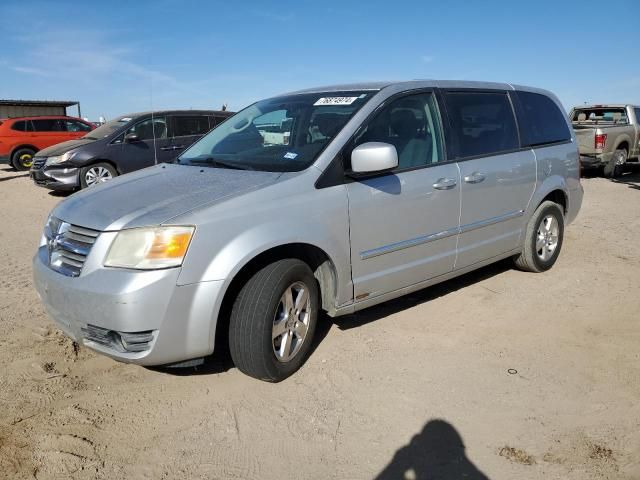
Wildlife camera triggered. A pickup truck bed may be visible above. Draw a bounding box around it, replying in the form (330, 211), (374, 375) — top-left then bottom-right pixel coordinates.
(570, 105), (640, 178)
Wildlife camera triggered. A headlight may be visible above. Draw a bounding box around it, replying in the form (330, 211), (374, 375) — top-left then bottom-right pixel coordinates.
(104, 226), (195, 270)
(45, 151), (76, 166)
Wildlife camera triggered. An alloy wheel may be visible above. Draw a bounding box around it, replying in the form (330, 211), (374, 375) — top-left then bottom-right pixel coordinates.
(272, 281), (311, 362)
(536, 214), (559, 261)
(85, 166), (113, 186)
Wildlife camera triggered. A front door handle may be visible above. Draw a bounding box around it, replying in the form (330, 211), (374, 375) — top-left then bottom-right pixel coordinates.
(172, 145), (185, 150)
(432, 178), (457, 190)
(463, 172), (486, 184)
(160, 146), (174, 151)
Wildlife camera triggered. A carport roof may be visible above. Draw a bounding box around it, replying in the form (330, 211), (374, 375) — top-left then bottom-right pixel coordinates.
(0, 99), (78, 107)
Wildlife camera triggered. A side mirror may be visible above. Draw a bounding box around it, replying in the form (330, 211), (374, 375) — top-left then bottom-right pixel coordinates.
(124, 133), (139, 143)
(350, 142), (398, 175)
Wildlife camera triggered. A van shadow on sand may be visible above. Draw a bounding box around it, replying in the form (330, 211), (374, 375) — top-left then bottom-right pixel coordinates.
(155, 259), (512, 376)
(375, 419), (489, 480)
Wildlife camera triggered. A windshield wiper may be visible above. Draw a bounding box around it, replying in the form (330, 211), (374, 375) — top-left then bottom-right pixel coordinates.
(186, 157), (253, 171)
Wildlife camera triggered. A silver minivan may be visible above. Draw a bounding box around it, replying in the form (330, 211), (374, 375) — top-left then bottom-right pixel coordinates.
(33, 81), (583, 381)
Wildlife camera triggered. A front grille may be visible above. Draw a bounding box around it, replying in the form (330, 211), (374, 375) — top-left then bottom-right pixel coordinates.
(32, 157), (46, 170)
(45, 220), (100, 277)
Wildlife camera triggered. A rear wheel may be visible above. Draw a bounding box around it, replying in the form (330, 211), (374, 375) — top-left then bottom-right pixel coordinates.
(11, 148), (36, 171)
(229, 259), (319, 382)
(514, 201), (564, 273)
(603, 149), (626, 178)
(80, 162), (117, 188)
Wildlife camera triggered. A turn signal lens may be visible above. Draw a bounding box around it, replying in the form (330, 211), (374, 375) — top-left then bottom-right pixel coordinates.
(104, 226), (195, 270)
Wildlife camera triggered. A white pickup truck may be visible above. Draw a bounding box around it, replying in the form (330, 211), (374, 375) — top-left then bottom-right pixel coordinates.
(570, 104), (640, 178)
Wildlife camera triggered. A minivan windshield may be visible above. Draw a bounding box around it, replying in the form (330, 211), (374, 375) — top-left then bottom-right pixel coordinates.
(177, 91), (376, 171)
(83, 116), (133, 140)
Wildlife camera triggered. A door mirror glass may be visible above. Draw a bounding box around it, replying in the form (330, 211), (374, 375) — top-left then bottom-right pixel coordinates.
(124, 133), (139, 143)
(351, 142), (398, 174)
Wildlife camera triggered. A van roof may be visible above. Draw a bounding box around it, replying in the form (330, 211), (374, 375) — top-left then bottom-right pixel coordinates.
(282, 80), (552, 96)
(117, 109), (233, 119)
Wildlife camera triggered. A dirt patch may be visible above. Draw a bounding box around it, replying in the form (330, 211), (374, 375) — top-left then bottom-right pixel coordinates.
(499, 446), (536, 465)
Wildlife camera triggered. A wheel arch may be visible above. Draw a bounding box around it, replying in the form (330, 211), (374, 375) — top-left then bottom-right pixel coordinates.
(212, 242), (339, 354)
(10, 144), (39, 159)
(540, 189), (567, 215)
(82, 158), (120, 174)
(615, 140), (629, 154)
(528, 176), (569, 219)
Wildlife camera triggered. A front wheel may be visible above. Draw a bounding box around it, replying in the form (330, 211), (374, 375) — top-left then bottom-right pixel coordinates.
(514, 201), (565, 273)
(11, 148), (36, 171)
(229, 259), (319, 382)
(80, 162), (117, 188)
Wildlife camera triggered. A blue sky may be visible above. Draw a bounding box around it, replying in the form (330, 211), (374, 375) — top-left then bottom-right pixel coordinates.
(1, 0), (638, 120)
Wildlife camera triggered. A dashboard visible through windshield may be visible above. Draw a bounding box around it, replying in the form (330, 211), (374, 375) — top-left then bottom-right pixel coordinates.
(178, 91), (376, 172)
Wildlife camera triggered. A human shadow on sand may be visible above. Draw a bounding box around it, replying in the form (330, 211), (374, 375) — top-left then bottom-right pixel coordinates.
(375, 419), (489, 480)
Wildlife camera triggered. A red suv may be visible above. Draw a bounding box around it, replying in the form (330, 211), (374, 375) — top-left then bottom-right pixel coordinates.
(0, 116), (95, 170)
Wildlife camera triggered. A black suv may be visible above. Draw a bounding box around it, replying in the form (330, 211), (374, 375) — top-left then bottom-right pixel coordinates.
(30, 110), (233, 190)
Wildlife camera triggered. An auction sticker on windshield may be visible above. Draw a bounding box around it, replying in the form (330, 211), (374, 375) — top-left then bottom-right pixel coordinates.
(314, 97), (359, 106)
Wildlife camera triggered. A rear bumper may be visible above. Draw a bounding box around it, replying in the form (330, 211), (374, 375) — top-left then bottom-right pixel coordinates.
(579, 153), (612, 167)
(30, 165), (79, 190)
(33, 246), (224, 366)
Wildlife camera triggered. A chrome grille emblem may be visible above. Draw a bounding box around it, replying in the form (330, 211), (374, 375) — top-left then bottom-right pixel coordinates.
(43, 218), (100, 277)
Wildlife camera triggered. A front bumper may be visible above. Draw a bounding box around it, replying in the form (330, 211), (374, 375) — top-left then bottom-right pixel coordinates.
(33, 246), (224, 366)
(30, 165), (80, 190)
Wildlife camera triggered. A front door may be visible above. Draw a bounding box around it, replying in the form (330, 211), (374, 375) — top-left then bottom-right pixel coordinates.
(442, 90), (536, 269)
(346, 92), (461, 301)
(120, 115), (173, 173)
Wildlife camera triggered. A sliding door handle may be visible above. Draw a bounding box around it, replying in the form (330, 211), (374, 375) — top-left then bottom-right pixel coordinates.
(432, 178), (457, 190)
(464, 172), (486, 184)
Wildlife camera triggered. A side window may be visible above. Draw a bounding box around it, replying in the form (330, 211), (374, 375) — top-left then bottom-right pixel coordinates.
(11, 120), (27, 132)
(352, 92), (444, 169)
(516, 91), (571, 146)
(31, 119), (66, 132)
(172, 116), (211, 137)
(32, 119), (54, 131)
(444, 91), (518, 158)
(126, 117), (168, 141)
(64, 120), (92, 132)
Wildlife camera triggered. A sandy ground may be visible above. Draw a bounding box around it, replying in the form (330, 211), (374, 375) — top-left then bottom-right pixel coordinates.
(0, 165), (639, 480)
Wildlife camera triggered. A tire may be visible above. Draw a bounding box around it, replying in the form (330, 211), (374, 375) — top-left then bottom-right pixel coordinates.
(514, 201), (565, 273)
(229, 259), (319, 382)
(80, 162), (117, 189)
(11, 148), (36, 171)
(603, 149), (626, 179)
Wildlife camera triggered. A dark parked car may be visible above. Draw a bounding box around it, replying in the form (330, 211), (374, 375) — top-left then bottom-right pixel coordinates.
(30, 110), (233, 190)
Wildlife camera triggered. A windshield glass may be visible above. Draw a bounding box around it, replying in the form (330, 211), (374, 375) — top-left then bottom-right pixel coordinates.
(83, 116), (133, 139)
(572, 108), (628, 124)
(177, 91), (376, 171)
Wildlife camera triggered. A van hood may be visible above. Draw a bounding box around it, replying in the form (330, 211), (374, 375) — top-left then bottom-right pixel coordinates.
(52, 164), (284, 231)
(37, 138), (97, 156)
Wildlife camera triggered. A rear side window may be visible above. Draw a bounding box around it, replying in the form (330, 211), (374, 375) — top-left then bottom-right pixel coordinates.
(32, 119), (66, 132)
(444, 91), (519, 158)
(172, 116), (211, 137)
(517, 91), (571, 147)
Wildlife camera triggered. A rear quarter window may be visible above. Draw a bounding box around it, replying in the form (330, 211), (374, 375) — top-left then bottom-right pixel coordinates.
(516, 91), (571, 147)
(11, 120), (29, 132)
